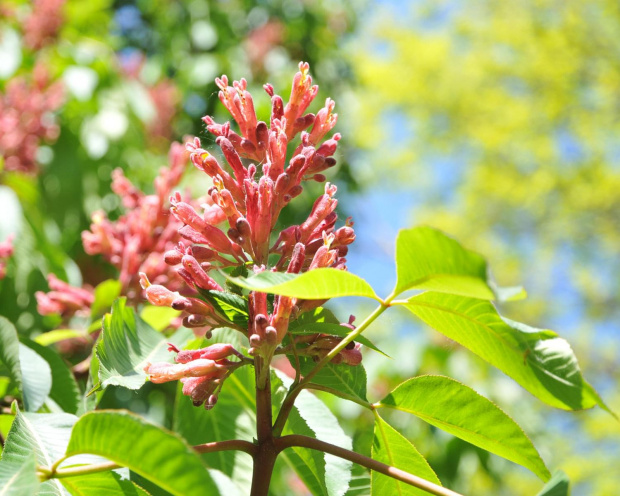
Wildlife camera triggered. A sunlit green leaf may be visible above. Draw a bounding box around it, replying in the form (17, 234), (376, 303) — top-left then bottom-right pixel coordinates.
(18, 344), (52, 412)
(0, 452), (39, 496)
(197, 289), (249, 327)
(0, 408), (82, 495)
(402, 292), (606, 411)
(96, 298), (190, 390)
(23, 340), (80, 414)
(66, 410), (220, 496)
(224, 268), (380, 301)
(0, 317), (22, 400)
(0, 453), (39, 496)
(394, 227), (525, 300)
(295, 355), (368, 403)
(61, 471), (151, 496)
(378, 375), (550, 480)
(372, 414), (441, 495)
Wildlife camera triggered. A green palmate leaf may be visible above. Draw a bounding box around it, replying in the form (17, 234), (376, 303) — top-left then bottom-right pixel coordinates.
(90, 280), (122, 320)
(0, 453), (39, 496)
(34, 329), (87, 347)
(394, 227), (525, 301)
(197, 289), (249, 327)
(277, 371), (353, 496)
(96, 298), (190, 390)
(536, 470), (570, 496)
(295, 355), (368, 403)
(61, 472), (151, 496)
(377, 375), (550, 481)
(23, 340), (80, 414)
(288, 321), (385, 356)
(18, 344), (52, 412)
(0, 408), (82, 495)
(224, 268), (380, 301)
(66, 410), (220, 496)
(372, 414), (441, 496)
(402, 292), (605, 411)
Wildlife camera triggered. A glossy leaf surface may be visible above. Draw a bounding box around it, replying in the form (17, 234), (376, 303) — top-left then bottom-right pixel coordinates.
(225, 268), (380, 301)
(67, 410), (220, 496)
(96, 298), (189, 390)
(378, 375), (550, 480)
(403, 293), (605, 411)
(394, 227), (525, 300)
(372, 414), (441, 495)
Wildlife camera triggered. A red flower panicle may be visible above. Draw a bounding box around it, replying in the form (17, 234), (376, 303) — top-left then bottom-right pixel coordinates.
(142, 63), (361, 407)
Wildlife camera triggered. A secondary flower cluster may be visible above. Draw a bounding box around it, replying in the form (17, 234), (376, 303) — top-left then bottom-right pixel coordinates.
(36, 143), (191, 318)
(35, 274), (93, 317)
(142, 63), (360, 407)
(81, 142), (190, 297)
(22, 0), (66, 50)
(0, 65), (63, 174)
(0, 235), (14, 280)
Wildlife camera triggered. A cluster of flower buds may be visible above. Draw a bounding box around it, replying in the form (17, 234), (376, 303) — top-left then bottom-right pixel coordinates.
(35, 274), (93, 317)
(22, 0), (65, 50)
(0, 65), (63, 174)
(142, 62), (362, 401)
(144, 343), (247, 409)
(37, 143), (191, 320)
(0, 235), (15, 280)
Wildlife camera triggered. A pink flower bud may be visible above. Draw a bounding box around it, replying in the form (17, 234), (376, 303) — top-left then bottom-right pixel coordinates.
(287, 242), (306, 274)
(340, 343), (362, 366)
(144, 358), (221, 383)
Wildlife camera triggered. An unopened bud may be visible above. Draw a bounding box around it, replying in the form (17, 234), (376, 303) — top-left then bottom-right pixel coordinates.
(264, 326), (277, 345)
(163, 250), (183, 265)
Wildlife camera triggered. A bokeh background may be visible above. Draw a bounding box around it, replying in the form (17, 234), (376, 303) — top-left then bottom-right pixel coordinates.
(0, 0), (618, 494)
